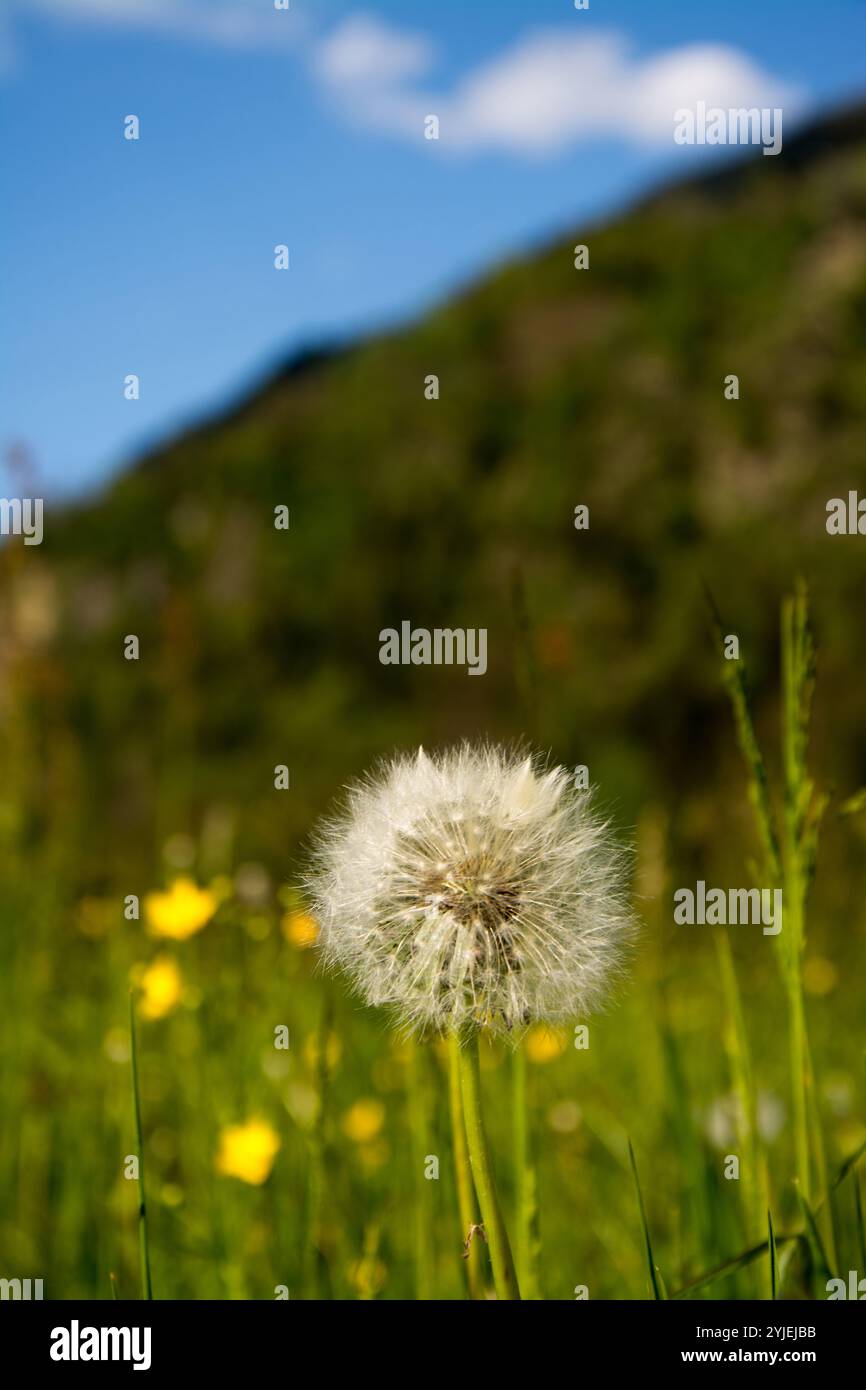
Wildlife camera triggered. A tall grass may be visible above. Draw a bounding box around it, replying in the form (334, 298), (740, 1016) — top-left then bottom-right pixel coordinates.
(712, 580), (841, 1289)
(1, 581), (863, 1300)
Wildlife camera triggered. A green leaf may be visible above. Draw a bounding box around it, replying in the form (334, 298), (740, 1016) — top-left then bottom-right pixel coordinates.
(672, 1238), (800, 1300)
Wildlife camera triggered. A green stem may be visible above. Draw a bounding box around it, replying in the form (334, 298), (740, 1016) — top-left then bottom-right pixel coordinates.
(787, 973), (810, 1202)
(129, 992), (153, 1300)
(803, 1008), (838, 1270)
(447, 1031), (484, 1299)
(458, 1031), (520, 1300)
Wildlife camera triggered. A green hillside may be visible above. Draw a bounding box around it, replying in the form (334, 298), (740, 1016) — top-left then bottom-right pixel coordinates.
(5, 105), (866, 881)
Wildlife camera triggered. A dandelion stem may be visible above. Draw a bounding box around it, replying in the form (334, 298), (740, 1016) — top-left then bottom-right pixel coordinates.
(129, 991), (153, 1300)
(458, 1030), (520, 1301)
(447, 1031), (484, 1300)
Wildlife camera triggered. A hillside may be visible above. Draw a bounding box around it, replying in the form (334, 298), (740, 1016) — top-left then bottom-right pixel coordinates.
(3, 102), (866, 891)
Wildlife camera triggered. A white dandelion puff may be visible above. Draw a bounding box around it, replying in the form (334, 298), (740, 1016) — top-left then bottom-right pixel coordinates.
(307, 742), (636, 1038)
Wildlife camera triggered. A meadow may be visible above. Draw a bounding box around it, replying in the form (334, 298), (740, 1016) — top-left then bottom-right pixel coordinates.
(1, 579), (864, 1301)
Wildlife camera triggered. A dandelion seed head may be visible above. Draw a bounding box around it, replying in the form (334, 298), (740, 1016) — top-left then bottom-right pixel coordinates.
(307, 743), (635, 1038)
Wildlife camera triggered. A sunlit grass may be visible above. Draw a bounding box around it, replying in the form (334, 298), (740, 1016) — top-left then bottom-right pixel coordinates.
(0, 588), (864, 1299)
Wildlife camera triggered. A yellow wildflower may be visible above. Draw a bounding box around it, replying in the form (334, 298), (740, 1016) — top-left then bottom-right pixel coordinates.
(525, 1025), (568, 1064)
(342, 1098), (385, 1144)
(215, 1120), (280, 1185)
(282, 910), (318, 948)
(145, 877), (217, 940)
(135, 956), (183, 1021)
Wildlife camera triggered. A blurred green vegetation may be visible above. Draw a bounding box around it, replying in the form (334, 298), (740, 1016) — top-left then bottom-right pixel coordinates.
(1, 105), (865, 1299)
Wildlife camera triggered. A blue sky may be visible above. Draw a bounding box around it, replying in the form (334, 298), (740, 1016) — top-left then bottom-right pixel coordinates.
(3, 0), (865, 499)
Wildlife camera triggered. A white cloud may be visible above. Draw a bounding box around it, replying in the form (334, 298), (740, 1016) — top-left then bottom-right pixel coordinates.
(12, 5), (807, 158)
(17, 0), (306, 51)
(314, 23), (806, 157)
(314, 13), (434, 88)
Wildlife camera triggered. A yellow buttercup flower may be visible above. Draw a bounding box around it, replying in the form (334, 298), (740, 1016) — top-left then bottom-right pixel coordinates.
(342, 1098), (385, 1144)
(135, 956), (183, 1021)
(215, 1120), (280, 1185)
(145, 877), (217, 940)
(282, 910), (318, 949)
(525, 1025), (568, 1064)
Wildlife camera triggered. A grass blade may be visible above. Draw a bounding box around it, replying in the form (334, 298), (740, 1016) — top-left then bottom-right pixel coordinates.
(672, 1234), (800, 1299)
(834, 1134), (866, 1189)
(795, 1182), (834, 1288)
(629, 1140), (666, 1300)
(856, 1175), (866, 1276)
(129, 991), (153, 1300)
